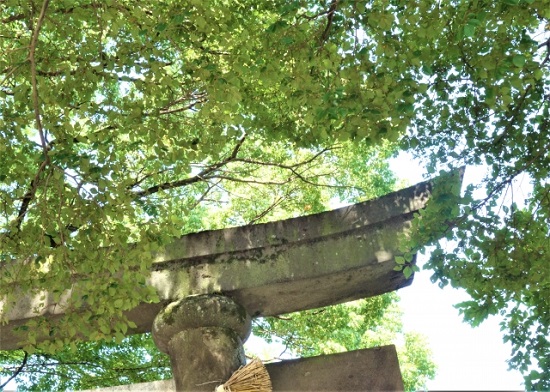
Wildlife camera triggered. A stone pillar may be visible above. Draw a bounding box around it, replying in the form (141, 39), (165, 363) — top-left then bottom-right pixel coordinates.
(152, 294), (251, 392)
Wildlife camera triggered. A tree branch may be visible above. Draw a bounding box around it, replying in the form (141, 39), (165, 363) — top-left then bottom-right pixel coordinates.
(492, 85), (533, 147)
(232, 147), (363, 191)
(132, 143), (358, 201)
(14, 0), (51, 231)
(319, 0), (339, 44)
(248, 196), (284, 225)
(187, 179), (221, 211)
(29, 0), (50, 157)
(233, 147), (335, 170)
(207, 175), (292, 186)
(0, 350), (28, 390)
(537, 36), (550, 51)
(1, 12), (26, 24)
(133, 136), (246, 197)
(15, 159), (49, 230)
(158, 96), (207, 115)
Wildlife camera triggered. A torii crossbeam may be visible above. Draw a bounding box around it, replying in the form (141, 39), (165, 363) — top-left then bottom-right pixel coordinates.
(0, 170), (463, 391)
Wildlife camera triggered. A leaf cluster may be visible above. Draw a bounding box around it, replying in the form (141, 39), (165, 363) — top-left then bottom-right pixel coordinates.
(0, 334), (171, 391)
(393, 1), (549, 387)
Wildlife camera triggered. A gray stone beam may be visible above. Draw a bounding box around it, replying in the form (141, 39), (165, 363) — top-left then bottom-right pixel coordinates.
(0, 170), (463, 350)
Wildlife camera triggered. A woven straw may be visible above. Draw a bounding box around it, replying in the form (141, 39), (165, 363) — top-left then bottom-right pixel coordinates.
(215, 358), (272, 392)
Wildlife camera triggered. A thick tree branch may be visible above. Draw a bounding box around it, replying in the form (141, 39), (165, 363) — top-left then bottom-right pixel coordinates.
(540, 46), (550, 66)
(14, 0), (51, 230)
(15, 158), (49, 230)
(537, 36), (550, 65)
(537, 37), (550, 50)
(298, 8), (334, 21)
(319, 0), (339, 44)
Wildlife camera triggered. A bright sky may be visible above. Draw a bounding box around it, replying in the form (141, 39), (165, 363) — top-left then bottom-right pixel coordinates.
(389, 153), (526, 391)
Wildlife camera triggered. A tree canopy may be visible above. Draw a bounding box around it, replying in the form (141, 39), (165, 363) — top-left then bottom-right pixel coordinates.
(1, 0), (549, 389)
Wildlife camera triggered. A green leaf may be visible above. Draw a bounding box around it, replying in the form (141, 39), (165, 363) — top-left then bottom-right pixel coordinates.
(463, 24), (476, 38)
(512, 54), (526, 67)
(155, 23), (168, 32)
(467, 18), (482, 27)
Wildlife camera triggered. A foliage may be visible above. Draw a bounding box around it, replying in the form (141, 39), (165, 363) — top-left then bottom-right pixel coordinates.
(255, 293), (436, 392)
(393, 2), (550, 388)
(1, 0), (549, 388)
(0, 334), (171, 391)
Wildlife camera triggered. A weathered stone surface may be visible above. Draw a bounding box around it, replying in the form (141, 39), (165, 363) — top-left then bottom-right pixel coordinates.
(79, 345), (404, 391)
(164, 327), (245, 392)
(0, 171), (463, 350)
(152, 295), (249, 391)
(80, 380), (174, 392)
(267, 345), (404, 391)
(151, 294), (251, 352)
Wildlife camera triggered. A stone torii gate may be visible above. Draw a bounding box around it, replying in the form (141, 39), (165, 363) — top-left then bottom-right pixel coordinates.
(0, 171), (463, 391)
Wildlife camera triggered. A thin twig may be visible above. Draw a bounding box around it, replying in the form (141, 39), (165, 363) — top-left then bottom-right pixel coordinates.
(248, 196), (284, 224)
(208, 175), (291, 186)
(234, 147), (335, 170)
(158, 97), (207, 115)
(134, 136), (246, 197)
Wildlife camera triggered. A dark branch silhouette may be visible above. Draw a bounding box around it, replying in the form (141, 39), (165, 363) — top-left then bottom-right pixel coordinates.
(0, 350), (28, 390)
